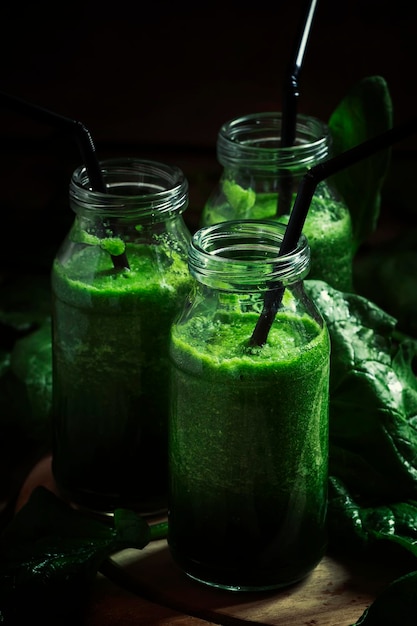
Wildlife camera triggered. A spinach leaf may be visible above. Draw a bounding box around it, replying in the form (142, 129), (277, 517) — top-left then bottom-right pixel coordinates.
(305, 280), (417, 624)
(10, 319), (52, 439)
(306, 280), (417, 547)
(354, 229), (417, 339)
(352, 570), (417, 625)
(0, 274), (53, 524)
(328, 75), (393, 252)
(0, 486), (163, 624)
(0, 273), (52, 444)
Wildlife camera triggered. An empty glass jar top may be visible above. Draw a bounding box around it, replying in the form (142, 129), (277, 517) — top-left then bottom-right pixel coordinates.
(216, 112), (330, 171)
(70, 157), (189, 221)
(188, 219), (310, 291)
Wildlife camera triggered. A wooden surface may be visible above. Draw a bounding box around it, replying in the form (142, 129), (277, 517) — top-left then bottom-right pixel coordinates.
(85, 572), (219, 626)
(15, 455), (412, 626)
(109, 542), (406, 626)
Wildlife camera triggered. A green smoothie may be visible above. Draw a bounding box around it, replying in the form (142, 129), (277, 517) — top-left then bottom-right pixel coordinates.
(168, 308), (330, 590)
(51, 240), (192, 515)
(202, 185), (354, 292)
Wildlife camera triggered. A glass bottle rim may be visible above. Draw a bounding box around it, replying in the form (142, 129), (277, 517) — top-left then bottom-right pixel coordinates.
(189, 219), (310, 291)
(69, 157), (189, 220)
(217, 112), (330, 170)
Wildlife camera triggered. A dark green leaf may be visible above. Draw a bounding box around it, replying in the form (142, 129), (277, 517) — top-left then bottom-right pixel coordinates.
(0, 486), (153, 624)
(352, 570), (417, 625)
(0, 273), (51, 337)
(328, 75), (393, 250)
(10, 318), (52, 437)
(354, 229), (417, 339)
(306, 280), (417, 545)
(0, 273), (52, 446)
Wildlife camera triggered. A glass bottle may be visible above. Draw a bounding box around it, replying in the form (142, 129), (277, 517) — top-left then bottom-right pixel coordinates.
(201, 112), (354, 292)
(51, 157), (193, 518)
(168, 219), (331, 591)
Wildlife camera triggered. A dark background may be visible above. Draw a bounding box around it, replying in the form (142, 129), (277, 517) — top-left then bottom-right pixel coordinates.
(1, 0), (417, 269)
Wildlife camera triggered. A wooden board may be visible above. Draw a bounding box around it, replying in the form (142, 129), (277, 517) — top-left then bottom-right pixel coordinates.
(111, 540), (407, 626)
(85, 572), (220, 626)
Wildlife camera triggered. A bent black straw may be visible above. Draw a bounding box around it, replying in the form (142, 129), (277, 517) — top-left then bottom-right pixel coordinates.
(250, 116), (417, 347)
(277, 0), (319, 217)
(0, 90), (130, 269)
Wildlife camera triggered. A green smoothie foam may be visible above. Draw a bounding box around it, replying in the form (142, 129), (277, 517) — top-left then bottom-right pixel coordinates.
(202, 183), (354, 292)
(52, 240), (192, 514)
(168, 308), (330, 589)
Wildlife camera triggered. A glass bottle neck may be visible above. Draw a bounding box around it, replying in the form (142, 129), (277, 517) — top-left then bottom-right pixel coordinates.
(217, 112), (331, 173)
(188, 220), (310, 292)
(69, 158), (189, 224)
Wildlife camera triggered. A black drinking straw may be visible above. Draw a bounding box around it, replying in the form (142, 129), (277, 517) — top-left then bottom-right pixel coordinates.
(249, 116), (417, 347)
(277, 0), (319, 218)
(0, 90), (130, 270)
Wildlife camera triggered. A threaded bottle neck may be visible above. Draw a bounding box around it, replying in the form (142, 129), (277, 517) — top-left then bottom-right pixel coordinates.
(217, 112), (330, 172)
(188, 220), (310, 292)
(70, 158), (189, 222)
